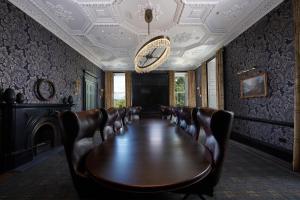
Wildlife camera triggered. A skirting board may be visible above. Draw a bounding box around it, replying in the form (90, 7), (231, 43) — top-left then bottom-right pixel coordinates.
(231, 132), (293, 162)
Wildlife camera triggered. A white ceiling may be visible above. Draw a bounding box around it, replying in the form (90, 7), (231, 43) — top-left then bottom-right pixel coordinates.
(9, 0), (283, 71)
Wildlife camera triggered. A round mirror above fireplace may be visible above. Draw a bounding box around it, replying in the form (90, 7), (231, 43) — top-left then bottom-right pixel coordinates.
(34, 79), (55, 101)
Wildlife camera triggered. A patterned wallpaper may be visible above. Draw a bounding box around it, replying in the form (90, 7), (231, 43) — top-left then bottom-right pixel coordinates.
(224, 0), (295, 151)
(0, 0), (104, 111)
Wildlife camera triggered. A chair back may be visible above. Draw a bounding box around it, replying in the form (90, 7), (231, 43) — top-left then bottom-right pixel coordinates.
(193, 107), (234, 187)
(59, 109), (106, 177)
(118, 107), (127, 126)
(114, 107), (126, 133)
(102, 108), (119, 140)
(129, 106), (142, 121)
(160, 105), (172, 119)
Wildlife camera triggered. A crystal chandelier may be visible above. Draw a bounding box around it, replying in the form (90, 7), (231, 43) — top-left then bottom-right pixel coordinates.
(134, 9), (171, 73)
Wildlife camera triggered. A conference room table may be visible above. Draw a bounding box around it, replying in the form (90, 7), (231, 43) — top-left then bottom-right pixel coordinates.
(85, 119), (212, 193)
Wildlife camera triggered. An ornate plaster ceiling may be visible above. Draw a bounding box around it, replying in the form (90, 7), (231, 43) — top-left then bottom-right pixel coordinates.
(9, 0), (283, 71)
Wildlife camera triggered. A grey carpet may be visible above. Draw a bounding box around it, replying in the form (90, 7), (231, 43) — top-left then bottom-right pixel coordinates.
(0, 141), (299, 200)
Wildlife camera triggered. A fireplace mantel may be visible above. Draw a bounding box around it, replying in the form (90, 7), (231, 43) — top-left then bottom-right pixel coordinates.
(0, 103), (74, 108)
(0, 103), (73, 172)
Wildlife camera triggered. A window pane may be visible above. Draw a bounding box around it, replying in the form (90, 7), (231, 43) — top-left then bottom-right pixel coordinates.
(207, 58), (217, 109)
(113, 73), (126, 108)
(175, 72), (187, 106)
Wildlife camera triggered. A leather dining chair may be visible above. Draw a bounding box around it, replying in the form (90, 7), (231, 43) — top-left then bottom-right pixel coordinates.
(58, 108), (107, 197)
(181, 107), (197, 140)
(160, 105), (172, 120)
(115, 107), (127, 133)
(170, 106), (179, 124)
(128, 106), (142, 121)
(102, 108), (119, 140)
(177, 107), (234, 200)
(118, 107), (127, 127)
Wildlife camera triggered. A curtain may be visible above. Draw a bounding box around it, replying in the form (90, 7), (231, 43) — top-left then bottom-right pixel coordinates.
(216, 48), (224, 110)
(169, 71), (175, 106)
(293, 0), (300, 171)
(125, 72), (132, 107)
(188, 70), (196, 107)
(105, 72), (114, 109)
(201, 62), (208, 107)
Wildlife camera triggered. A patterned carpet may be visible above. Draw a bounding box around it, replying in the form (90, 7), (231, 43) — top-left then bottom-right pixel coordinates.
(0, 141), (299, 200)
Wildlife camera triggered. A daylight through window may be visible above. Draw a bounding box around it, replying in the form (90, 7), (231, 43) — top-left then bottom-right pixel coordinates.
(113, 73), (126, 108)
(175, 72), (188, 106)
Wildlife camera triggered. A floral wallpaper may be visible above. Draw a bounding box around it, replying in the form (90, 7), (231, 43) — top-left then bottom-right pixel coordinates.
(224, 0), (295, 151)
(0, 0), (104, 111)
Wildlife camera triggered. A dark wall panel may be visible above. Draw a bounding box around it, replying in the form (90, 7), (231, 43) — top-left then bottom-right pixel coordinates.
(132, 72), (169, 114)
(224, 0), (295, 151)
(0, 0), (104, 111)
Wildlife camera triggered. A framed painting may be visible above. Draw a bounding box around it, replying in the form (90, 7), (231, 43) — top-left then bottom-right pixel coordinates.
(240, 72), (267, 98)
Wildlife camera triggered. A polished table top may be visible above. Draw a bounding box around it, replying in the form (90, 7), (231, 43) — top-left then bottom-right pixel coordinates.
(85, 119), (212, 192)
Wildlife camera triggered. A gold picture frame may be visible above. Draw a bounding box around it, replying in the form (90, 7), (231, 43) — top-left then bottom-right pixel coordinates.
(240, 72), (267, 98)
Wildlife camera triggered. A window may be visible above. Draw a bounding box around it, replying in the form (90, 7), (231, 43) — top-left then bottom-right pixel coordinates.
(207, 58), (217, 109)
(83, 71), (98, 110)
(175, 72), (188, 106)
(113, 73), (126, 108)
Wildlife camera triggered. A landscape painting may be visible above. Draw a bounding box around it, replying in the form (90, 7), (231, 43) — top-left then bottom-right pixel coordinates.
(240, 73), (267, 98)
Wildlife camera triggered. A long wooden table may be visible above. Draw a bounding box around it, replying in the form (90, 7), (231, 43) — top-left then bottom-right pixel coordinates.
(85, 119), (212, 193)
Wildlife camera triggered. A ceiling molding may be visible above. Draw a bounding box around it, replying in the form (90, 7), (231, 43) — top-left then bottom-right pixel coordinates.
(8, 0), (103, 68)
(8, 0), (285, 71)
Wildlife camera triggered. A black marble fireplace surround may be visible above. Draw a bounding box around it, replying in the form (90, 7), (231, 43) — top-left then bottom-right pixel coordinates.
(0, 103), (72, 171)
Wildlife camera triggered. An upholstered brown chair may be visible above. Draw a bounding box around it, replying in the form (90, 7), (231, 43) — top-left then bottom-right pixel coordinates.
(102, 108), (119, 140)
(180, 107), (197, 140)
(160, 105), (172, 120)
(118, 107), (127, 126)
(58, 108), (107, 197)
(177, 107), (234, 200)
(112, 107), (127, 133)
(128, 106), (142, 121)
(170, 106), (179, 124)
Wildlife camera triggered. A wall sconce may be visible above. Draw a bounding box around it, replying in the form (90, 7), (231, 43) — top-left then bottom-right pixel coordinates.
(196, 86), (202, 97)
(99, 88), (104, 99)
(74, 79), (80, 95)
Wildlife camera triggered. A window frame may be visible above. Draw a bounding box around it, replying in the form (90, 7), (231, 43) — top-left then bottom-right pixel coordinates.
(113, 72), (126, 108)
(174, 72), (188, 107)
(207, 57), (218, 109)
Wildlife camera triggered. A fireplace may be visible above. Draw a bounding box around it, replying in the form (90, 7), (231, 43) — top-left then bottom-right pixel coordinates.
(0, 103), (72, 172)
(30, 117), (60, 155)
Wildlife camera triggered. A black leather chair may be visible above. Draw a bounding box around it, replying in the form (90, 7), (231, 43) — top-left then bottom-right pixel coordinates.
(58, 108), (107, 197)
(177, 107), (234, 200)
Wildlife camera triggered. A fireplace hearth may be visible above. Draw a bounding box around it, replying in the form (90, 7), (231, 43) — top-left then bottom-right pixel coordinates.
(0, 103), (72, 172)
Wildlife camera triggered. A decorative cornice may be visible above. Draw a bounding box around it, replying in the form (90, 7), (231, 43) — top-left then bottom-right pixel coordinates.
(8, 0), (285, 71)
(224, 0), (284, 45)
(8, 0), (103, 69)
(73, 0), (123, 7)
(197, 0), (284, 66)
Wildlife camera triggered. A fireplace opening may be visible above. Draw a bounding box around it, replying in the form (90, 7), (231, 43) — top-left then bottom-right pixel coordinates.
(32, 123), (56, 156)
